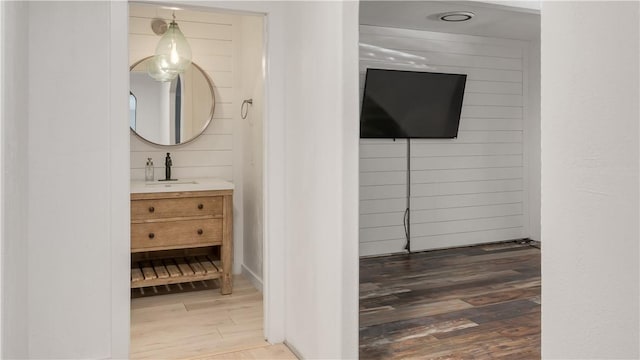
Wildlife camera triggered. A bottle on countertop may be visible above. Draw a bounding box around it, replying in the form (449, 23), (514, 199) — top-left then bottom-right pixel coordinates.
(145, 157), (154, 182)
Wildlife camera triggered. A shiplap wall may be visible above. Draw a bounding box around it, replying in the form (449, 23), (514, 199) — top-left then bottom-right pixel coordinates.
(129, 4), (235, 180)
(359, 25), (528, 256)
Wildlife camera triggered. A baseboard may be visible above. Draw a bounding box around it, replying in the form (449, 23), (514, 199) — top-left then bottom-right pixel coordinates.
(359, 238), (532, 259)
(241, 264), (263, 293)
(284, 341), (303, 360)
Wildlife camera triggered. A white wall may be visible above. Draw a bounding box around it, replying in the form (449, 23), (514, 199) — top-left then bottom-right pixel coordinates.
(1, 1), (29, 358)
(28, 5), (112, 355)
(237, 15), (265, 289)
(359, 25), (533, 256)
(339, 3), (360, 356)
(541, 1), (639, 358)
(283, 1), (359, 358)
(24, 2), (130, 358)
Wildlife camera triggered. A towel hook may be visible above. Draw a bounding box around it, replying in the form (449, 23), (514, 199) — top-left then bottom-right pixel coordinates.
(241, 99), (253, 119)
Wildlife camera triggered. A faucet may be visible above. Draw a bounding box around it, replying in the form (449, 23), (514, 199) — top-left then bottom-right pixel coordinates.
(160, 152), (176, 181)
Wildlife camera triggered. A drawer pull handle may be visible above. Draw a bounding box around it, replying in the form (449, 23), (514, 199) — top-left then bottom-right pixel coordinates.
(148, 233), (155, 239)
(148, 206), (155, 213)
(198, 204), (204, 210)
(197, 229), (203, 235)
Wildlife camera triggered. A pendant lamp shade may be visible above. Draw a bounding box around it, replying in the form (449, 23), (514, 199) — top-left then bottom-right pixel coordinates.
(146, 56), (178, 82)
(150, 19), (192, 80)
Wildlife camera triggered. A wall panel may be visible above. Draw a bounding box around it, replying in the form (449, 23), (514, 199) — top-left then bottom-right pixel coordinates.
(359, 25), (527, 256)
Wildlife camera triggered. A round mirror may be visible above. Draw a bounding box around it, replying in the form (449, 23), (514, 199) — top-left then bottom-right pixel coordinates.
(129, 56), (215, 146)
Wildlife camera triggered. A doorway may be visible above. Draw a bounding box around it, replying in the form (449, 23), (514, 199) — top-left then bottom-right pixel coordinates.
(126, 3), (275, 358)
(357, 1), (541, 357)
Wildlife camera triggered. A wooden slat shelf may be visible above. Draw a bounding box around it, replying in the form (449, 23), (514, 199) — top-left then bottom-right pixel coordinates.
(131, 256), (222, 289)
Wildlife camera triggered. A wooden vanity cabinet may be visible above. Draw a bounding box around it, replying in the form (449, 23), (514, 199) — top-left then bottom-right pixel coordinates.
(130, 189), (233, 294)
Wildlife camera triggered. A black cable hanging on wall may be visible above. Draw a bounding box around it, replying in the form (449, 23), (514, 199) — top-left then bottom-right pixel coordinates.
(404, 139), (411, 253)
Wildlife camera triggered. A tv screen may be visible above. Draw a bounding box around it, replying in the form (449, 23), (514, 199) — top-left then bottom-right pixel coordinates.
(360, 69), (467, 139)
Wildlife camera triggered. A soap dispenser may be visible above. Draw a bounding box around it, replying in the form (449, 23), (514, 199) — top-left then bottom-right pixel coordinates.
(145, 158), (154, 182)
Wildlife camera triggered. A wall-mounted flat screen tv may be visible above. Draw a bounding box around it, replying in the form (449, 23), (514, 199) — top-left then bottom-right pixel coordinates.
(360, 69), (467, 139)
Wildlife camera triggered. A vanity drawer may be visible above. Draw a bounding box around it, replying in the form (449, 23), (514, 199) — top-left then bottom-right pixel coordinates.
(131, 219), (222, 252)
(131, 197), (223, 220)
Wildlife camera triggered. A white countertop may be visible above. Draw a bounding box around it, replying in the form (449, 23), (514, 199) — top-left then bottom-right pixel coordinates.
(130, 178), (234, 194)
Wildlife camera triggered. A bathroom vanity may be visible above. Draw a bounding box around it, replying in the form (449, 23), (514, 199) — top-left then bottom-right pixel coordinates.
(130, 179), (234, 294)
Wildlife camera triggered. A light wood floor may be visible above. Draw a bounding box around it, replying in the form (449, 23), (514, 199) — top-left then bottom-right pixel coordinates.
(130, 275), (297, 360)
(360, 242), (541, 359)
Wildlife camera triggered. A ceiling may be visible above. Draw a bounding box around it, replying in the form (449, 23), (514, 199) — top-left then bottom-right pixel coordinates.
(359, 1), (540, 41)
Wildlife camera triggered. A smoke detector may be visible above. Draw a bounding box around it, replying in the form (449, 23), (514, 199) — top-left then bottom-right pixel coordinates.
(439, 11), (475, 22)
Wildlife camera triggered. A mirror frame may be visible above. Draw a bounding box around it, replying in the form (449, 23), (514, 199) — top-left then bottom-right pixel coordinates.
(129, 56), (216, 146)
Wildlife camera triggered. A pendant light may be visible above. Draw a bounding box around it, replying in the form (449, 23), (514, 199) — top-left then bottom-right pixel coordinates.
(147, 57), (178, 82)
(148, 12), (192, 81)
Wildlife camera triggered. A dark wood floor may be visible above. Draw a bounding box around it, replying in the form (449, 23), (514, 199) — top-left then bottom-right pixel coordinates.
(360, 242), (541, 359)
